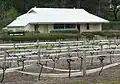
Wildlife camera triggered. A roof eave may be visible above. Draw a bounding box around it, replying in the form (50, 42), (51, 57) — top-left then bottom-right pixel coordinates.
(29, 21), (109, 24)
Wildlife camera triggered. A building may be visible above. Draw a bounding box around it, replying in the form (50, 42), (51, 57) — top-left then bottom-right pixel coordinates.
(6, 7), (109, 33)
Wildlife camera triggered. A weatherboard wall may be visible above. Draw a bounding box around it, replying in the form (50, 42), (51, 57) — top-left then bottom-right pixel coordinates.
(7, 24), (102, 33)
(7, 27), (25, 32)
(80, 23), (102, 32)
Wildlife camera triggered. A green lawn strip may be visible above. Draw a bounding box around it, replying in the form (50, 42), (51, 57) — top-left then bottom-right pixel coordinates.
(69, 80), (120, 84)
(97, 81), (120, 84)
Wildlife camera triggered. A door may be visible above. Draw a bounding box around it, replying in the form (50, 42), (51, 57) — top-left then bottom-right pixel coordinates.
(77, 24), (80, 32)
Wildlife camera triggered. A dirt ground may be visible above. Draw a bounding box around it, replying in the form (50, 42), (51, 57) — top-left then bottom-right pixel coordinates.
(0, 65), (120, 84)
(0, 58), (120, 84)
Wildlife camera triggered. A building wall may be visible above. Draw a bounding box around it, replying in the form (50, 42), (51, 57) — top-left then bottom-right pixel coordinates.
(7, 23), (102, 33)
(25, 24), (34, 31)
(38, 24), (44, 33)
(7, 27), (25, 32)
(80, 23), (102, 32)
(38, 24), (54, 33)
(48, 24), (54, 33)
(7, 24), (34, 32)
(7, 24), (54, 33)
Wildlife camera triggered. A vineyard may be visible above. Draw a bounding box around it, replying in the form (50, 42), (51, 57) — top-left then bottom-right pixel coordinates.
(0, 38), (120, 83)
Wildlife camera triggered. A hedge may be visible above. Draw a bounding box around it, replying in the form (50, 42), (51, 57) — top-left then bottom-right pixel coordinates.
(82, 31), (120, 38)
(102, 21), (120, 30)
(50, 29), (79, 34)
(0, 33), (80, 41)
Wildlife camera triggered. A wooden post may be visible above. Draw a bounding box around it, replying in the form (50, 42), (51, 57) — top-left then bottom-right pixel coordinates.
(110, 51), (112, 64)
(59, 40), (61, 52)
(13, 42), (16, 56)
(83, 50), (86, 77)
(100, 44), (103, 54)
(1, 50), (7, 82)
(68, 43), (70, 55)
(80, 57), (83, 71)
(13, 43), (15, 51)
(38, 63), (43, 80)
(108, 40), (111, 49)
(90, 52), (94, 65)
(77, 49), (83, 71)
(68, 59), (71, 78)
(67, 43), (72, 78)
(14, 43), (19, 67)
(114, 37), (116, 44)
(37, 39), (41, 64)
(3, 50), (7, 70)
(21, 55), (26, 71)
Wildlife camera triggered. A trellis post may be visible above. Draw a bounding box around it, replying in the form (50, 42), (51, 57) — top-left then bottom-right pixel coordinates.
(37, 39), (41, 64)
(1, 50), (7, 82)
(83, 50), (86, 77)
(59, 40), (61, 52)
(100, 44), (103, 54)
(14, 43), (19, 67)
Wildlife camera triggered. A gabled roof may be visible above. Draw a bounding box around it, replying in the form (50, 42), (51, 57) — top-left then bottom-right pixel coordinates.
(8, 7), (109, 27)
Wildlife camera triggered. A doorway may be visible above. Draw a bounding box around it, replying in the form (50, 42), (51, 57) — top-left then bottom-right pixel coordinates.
(77, 24), (80, 32)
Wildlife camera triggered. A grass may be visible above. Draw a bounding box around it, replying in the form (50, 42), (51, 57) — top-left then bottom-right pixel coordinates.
(70, 80), (120, 84)
(97, 81), (120, 84)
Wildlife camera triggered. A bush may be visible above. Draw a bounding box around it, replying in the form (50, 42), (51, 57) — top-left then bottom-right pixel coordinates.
(0, 33), (80, 41)
(50, 29), (79, 34)
(102, 21), (120, 30)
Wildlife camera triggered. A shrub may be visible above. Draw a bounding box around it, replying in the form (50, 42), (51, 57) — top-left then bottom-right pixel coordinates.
(50, 29), (79, 34)
(0, 33), (80, 41)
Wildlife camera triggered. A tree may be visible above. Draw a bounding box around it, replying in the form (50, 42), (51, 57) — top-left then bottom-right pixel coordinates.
(116, 8), (120, 20)
(0, 7), (19, 28)
(0, 50), (10, 82)
(0, 0), (119, 27)
(108, 0), (120, 20)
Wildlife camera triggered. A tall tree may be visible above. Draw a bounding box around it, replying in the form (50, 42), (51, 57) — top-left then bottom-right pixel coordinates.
(0, 7), (19, 28)
(108, 0), (120, 20)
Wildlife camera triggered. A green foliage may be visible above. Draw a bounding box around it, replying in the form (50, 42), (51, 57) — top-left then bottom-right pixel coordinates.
(97, 81), (120, 84)
(1, 0), (120, 32)
(116, 8), (120, 20)
(0, 7), (19, 28)
(102, 21), (120, 30)
(0, 32), (80, 41)
(81, 32), (95, 40)
(0, 0), (119, 23)
(81, 31), (120, 38)
(50, 29), (79, 34)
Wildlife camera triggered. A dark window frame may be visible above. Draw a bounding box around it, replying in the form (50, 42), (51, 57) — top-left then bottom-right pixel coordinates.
(65, 24), (75, 29)
(54, 24), (64, 29)
(54, 24), (75, 29)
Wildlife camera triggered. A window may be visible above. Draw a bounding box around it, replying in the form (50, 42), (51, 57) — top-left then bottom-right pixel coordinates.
(86, 24), (89, 30)
(54, 24), (64, 29)
(65, 24), (75, 29)
(54, 24), (75, 29)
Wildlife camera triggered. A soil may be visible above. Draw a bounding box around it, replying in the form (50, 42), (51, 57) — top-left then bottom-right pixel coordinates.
(0, 57), (120, 84)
